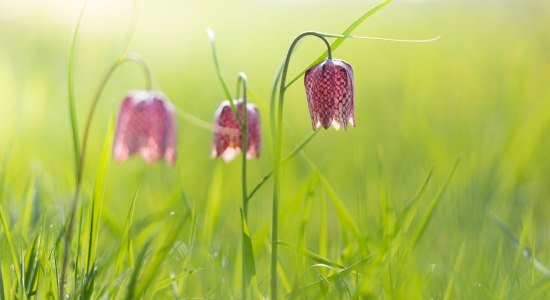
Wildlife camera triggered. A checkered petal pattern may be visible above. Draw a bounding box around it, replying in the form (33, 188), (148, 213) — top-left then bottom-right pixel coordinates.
(211, 100), (261, 163)
(304, 59), (355, 130)
(113, 90), (177, 166)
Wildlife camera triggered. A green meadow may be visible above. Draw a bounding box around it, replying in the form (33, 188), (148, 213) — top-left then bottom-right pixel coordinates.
(0, 0), (549, 298)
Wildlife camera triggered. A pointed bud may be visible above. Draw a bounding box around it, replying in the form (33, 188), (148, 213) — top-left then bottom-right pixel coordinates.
(304, 58), (355, 130)
(113, 90), (177, 166)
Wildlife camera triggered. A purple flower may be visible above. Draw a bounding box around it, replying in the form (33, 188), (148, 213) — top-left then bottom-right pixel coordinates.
(113, 90), (177, 166)
(304, 58), (355, 130)
(211, 100), (261, 163)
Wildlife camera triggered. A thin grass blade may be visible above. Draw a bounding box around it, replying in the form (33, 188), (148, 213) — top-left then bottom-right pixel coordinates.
(86, 113), (115, 274)
(409, 156), (460, 249)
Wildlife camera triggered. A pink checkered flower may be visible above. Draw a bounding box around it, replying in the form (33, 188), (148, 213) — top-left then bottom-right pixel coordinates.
(113, 90), (177, 166)
(304, 58), (355, 130)
(211, 100), (261, 163)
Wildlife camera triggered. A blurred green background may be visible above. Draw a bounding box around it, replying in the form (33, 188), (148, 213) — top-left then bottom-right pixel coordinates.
(0, 0), (549, 298)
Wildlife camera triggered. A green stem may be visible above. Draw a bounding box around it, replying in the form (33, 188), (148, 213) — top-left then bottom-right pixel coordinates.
(271, 31), (331, 299)
(237, 72), (249, 299)
(60, 53), (152, 297)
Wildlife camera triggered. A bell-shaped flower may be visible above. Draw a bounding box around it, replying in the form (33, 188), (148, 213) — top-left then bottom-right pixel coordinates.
(211, 100), (261, 163)
(113, 90), (177, 166)
(304, 58), (355, 130)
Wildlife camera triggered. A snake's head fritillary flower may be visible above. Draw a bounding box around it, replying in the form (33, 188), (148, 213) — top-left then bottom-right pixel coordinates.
(304, 58), (355, 131)
(113, 90), (177, 166)
(211, 99), (261, 163)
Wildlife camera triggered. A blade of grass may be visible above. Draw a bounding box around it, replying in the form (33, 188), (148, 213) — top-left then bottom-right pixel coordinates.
(319, 175), (361, 240)
(19, 177), (36, 235)
(512, 276), (550, 300)
(490, 212), (549, 275)
(289, 257), (372, 297)
(296, 174), (320, 276)
(153, 268), (201, 292)
(247, 130), (319, 202)
(443, 242), (466, 300)
(126, 238), (152, 300)
(398, 167), (434, 234)
(409, 156), (460, 249)
(115, 183), (140, 274)
(133, 216), (186, 298)
(204, 164), (224, 241)
(86, 113), (115, 274)
(319, 189), (328, 259)
(278, 241), (344, 269)
(0, 205), (21, 289)
(23, 229), (42, 297)
(240, 209), (257, 294)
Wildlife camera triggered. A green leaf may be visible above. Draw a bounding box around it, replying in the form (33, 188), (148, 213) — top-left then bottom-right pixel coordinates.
(115, 184), (140, 274)
(319, 175), (361, 240)
(398, 167), (434, 234)
(23, 228), (43, 296)
(87, 113), (115, 274)
(289, 257), (372, 297)
(133, 216), (185, 298)
(409, 156), (460, 249)
(278, 241), (344, 269)
(19, 177), (37, 235)
(247, 130), (319, 202)
(0, 205), (21, 288)
(240, 209), (256, 288)
(491, 213), (550, 275)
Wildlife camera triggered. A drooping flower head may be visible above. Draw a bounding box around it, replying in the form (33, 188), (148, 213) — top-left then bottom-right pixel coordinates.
(304, 58), (355, 130)
(211, 99), (261, 163)
(113, 90), (177, 166)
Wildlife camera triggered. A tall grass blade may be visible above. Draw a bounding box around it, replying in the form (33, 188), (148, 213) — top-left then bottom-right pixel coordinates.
(278, 241), (344, 269)
(398, 167), (434, 234)
(115, 183), (140, 274)
(319, 175), (361, 240)
(204, 165), (224, 241)
(23, 229), (42, 297)
(247, 130), (319, 202)
(289, 256), (372, 297)
(490, 213), (550, 275)
(19, 177), (36, 235)
(409, 156), (460, 249)
(86, 113), (115, 274)
(133, 216), (185, 298)
(240, 209), (257, 290)
(0, 205), (21, 288)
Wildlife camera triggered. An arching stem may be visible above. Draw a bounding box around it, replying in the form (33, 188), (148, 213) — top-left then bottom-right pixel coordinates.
(60, 53), (153, 297)
(270, 31), (331, 299)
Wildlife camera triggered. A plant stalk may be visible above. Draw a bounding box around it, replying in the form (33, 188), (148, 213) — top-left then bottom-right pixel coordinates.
(270, 31), (331, 299)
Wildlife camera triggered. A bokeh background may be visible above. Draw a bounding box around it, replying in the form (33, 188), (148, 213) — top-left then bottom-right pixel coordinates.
(0, 0), (549, 298)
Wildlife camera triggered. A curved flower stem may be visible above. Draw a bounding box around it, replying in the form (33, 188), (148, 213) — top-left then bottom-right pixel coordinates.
(270, 31), (332, 299)
(60, 53), (152, 297)
(236, 72), (249, 299)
